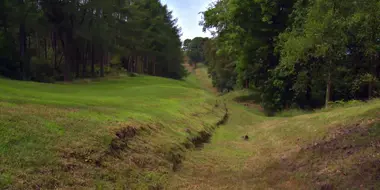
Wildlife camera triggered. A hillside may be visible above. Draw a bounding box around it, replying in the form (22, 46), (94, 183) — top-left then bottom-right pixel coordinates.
(0, 75), (226, 189)
(0, 69), (380, 189)
(169, 66), (380, 189)
(170, 98), (380, 189)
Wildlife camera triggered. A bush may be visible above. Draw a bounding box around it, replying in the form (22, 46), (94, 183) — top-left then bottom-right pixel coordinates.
(29, 56), (55, 83)
(327, 100), (363, 109)
(275, 109), (310, 117)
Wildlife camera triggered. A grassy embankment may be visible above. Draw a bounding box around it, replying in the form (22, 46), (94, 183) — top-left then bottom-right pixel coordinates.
(1, 64), (380, 189)
(169, 65), (380, 189)
(0, 75), (226, 189)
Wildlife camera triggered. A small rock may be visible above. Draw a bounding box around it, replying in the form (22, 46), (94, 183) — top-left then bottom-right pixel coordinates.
(185, 128), (191, 133)
(320, 184), (333, 190)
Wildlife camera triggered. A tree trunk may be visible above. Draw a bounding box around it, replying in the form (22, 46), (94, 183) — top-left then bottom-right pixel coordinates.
(106, 52), (109, 74)
(28, 34), (31, 49)
(52, 31), (57, 70)
(44, 38), (48, 59)
(61, 31), (73, 81)
(153, 58), (156, 76)
(145, 57), (148, 74)
(19, 0), (27, 80)
(91, 44), (95, 77)
(36, 32), (40, 57)
(128, 56), (132, 72)
(19, 23), (26, 79)
(75, 48), (80, 78)
(368, 56), (376, 99)
(62, 40), (70, 81)
(100, 50), (104, 77)
(83, 43), (88, 77)
(138, 57), (140, 74)
(325, 72), (332, 108)
(133, 56), (136, 73)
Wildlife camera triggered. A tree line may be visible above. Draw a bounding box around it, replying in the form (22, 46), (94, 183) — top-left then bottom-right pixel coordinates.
(183, 37), (208, 67)
(201, 0), (380, 113)
(0, 0), (186, 82)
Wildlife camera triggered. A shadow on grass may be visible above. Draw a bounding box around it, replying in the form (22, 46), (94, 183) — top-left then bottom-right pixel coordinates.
(231, 90), (268, 116)
(275, 109), (311, 117)
(257, 120), (380, 189)
(233, 91), (261, 103)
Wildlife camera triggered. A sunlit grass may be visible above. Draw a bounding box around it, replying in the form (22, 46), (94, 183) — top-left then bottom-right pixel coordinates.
(170, 96), (380, 189)
(0, 75), (224, 189)
(1, 70), (380, 189)
(169, 69), (380, 189)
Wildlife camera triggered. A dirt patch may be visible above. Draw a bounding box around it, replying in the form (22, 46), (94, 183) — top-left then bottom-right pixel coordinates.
(166, 146), (185, 172)
(233, 93), (264, 111)
(92, 126), (142, 167)
(262, 119), (380, 189)
(59, 126), (142, 173)
(183, 63), (195, 74)
(110, 127), (138, 153)
(57, 124), (172, 189)
(190, 131), (212, 149)
(55, 101), (230, 187)
(242, 102), (264, 111)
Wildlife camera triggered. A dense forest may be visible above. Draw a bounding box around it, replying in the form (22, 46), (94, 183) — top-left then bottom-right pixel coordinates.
(197, 0), (380, 113)
(0, 0), (185, 82)
(183, 37), (208, 67)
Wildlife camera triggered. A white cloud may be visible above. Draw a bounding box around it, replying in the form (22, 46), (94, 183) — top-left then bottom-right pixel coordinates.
(160, 0), (214, 41)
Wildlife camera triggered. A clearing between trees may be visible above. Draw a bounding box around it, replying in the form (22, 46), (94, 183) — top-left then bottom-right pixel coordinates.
(0, 68), (380, 189)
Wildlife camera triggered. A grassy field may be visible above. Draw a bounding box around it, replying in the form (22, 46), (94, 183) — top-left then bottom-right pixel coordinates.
(168, 64), (380, 189)
(0, 75), (225, 189)
(1, 66), (380, 189)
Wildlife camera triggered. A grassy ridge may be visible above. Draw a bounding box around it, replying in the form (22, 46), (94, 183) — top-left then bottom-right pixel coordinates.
(169, 71), (380, 189)
(0, 76), (225, 189)
(1, 67), (380, 189)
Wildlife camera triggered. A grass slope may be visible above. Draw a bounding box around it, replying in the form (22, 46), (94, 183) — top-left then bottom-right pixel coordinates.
(169, 65), (380, 190)
(0, 76), (225, 189)
(1, 66), (380, 190)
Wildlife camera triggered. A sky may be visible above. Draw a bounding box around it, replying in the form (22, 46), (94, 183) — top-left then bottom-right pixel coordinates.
(160, 0), (214, 41)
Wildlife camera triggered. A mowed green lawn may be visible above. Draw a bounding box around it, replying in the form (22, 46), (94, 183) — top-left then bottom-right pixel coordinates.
(1, 69), (380, 190)
(169, 64), (380, 190)
(0, 75), (224, 189)
(170, 93), (380, 189)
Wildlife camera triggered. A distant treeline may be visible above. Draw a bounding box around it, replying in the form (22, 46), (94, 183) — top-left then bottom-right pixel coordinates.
(182, 37), (208, 67)
(199, 0), (380, 113)
(0, 0), (186, 82)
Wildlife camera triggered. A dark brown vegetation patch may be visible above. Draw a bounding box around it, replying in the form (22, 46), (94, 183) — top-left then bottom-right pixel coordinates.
(262, 119), (380, 189)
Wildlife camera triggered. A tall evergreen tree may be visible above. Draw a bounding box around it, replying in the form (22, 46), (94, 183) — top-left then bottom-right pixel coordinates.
(0, 0), (186, 82)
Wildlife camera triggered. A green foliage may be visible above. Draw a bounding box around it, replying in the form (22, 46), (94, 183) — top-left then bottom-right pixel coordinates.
(202, 0), (380, 113)
(326, 100), (365, 110)
(184, 37), (209, 66)
(275, 109), (309, 117)
(0, 0), (185, 82)
(203, 39), (236, 92)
